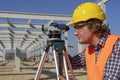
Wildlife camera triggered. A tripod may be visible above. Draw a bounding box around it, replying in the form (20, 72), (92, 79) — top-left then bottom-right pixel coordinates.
(34, 39), (76, 80)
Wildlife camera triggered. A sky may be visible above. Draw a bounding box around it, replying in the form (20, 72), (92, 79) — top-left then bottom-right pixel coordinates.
(0, 0), (120, 55)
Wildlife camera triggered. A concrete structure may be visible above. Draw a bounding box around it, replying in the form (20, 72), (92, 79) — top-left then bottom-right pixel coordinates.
(0, 11), (86, 72)
(0, 11), (71, 60)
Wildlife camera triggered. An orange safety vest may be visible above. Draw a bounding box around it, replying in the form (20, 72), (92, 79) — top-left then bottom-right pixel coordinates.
(85, 34), (119, 80)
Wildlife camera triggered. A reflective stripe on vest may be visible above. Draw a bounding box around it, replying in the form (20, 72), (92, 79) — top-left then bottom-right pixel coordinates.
(85, 34), (119, 80)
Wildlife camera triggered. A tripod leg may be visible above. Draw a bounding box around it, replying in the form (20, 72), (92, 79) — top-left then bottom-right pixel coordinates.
(53, 50), (60, 80)
(34, 47), (49, 80)
(64, 47), (76, 80)
(63, 51), (70, 80)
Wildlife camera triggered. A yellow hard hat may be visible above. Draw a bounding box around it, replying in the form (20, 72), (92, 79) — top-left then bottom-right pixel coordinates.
(70, 2), (106, 26)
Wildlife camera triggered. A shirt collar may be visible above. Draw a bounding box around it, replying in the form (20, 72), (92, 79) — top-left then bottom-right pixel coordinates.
(92, 33), (109, 50)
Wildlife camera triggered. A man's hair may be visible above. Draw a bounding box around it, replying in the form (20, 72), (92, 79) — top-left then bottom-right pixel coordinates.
(86, 18), (110, 38)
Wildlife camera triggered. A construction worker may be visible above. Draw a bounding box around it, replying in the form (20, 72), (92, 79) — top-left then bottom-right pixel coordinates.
(69, 2), (120, 80)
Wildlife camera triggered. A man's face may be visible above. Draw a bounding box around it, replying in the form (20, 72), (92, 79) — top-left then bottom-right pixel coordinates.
(73, 23), (94, 44)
